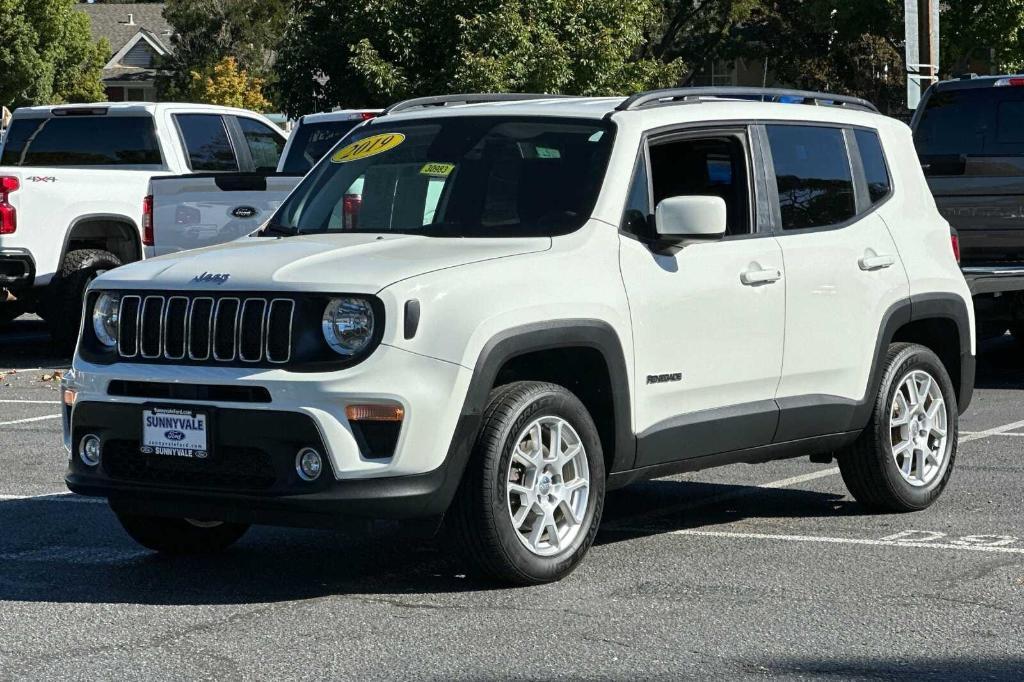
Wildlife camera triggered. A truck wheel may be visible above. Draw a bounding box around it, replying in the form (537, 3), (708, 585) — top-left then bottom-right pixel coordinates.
(446, 381), (606, 585)
(115, 511), (249, 554)
(46, 249), (121, 353)
(838, 343), (958, 512)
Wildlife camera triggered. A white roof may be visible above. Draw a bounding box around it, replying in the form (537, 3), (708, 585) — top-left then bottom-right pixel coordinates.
(11, 102), (268, 118)
(301, 109), (383, 124)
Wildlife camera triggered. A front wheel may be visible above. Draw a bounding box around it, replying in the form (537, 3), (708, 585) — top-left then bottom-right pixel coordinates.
(838, 343), (958, 512)
(114, 510), (249, 554)
(446, 381), (606, 585)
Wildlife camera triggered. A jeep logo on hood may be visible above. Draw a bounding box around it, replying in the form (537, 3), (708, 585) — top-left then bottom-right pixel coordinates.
(232, 206), (259, 219)
(192, 272), (230, 285)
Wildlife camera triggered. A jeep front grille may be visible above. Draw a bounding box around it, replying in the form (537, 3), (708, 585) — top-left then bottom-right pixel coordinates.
(116, 294), (294, 364)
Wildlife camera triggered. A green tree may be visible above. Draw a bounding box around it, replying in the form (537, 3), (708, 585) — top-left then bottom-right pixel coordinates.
(0, 0), (107, 107)
(275, 0), (683, 116)
(941, 1), (1024, 75)
(159, 0), (288, 103)
(184, 56), (271, 111)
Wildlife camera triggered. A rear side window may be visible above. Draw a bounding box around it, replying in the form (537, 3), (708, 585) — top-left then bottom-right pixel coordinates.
(0, 116), (162, 167)
(854, 129), (891, 204)
(237, 117), (285, 172)
(280, 120), (361, 174)
(767, 125), (856, 230)
(176, 114), (238, 171)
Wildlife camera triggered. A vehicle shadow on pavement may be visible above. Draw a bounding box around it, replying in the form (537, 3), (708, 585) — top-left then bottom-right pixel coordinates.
(0, 479), (854, 605)
(0, 317), (69, 370)
(975, 333), (1024, 389)
(769, 656), (1024, 681)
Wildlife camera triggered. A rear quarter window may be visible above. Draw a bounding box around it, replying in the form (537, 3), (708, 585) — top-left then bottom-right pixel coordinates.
(0, 115), (162, 167)
(854, 129), (892, 205)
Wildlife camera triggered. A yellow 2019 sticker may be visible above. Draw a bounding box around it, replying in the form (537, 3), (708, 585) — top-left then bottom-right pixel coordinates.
(331, 133), (406, 163)
(420, 162), (455, 177)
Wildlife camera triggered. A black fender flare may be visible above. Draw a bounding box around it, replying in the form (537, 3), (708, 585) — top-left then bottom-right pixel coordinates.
(426, 319), (635, 516)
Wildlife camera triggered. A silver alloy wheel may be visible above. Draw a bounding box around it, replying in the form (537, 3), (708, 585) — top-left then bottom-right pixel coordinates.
(506, 416), (590, 557)
(889, 369), (948, 487)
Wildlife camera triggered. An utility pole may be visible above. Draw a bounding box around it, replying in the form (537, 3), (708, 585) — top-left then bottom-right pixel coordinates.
(905, 0), (939, 109)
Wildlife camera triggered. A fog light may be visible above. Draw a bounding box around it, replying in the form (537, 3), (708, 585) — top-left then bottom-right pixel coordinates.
(79, 434), (102, 467)
(296, 447), (323, 481)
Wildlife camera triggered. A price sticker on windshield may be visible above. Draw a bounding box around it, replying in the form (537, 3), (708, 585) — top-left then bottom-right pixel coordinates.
(331, 133), (406, 163)
(420, 163), (454, 177)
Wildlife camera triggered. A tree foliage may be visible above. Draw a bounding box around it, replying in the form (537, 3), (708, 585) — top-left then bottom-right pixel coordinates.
(0, 0), (107, 108)
(159, 0), (287, 103)
(275, 0), (683, 116)
(183, 56), (270, 111)
(941, 1), (1024, 75)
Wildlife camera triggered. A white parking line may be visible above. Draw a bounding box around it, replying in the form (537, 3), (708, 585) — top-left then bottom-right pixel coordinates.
(0, 492), (103, 503)
(0, 399), (60, 404)
(666, 529), (1024, 555)
(0, 414), (61, 427)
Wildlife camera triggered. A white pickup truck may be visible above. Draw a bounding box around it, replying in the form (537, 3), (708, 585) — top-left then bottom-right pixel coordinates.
(148, 110), (378, 256)
(0, 102), (287, 350)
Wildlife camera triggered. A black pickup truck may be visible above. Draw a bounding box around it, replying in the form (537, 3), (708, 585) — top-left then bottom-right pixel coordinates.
(912, 75), (1024, 340)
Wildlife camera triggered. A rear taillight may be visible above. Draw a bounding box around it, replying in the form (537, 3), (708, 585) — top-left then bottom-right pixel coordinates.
(0, 176), (19, 235)
(951, 233), (961, 263)
(994, 77), (1024, 87)
(342, 194), (362, 230)
(359, 112), (377, 121)
(142, 194), (153, 246)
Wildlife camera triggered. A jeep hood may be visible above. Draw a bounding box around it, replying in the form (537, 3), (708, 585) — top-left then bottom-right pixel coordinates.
(96, 233), (551, 292)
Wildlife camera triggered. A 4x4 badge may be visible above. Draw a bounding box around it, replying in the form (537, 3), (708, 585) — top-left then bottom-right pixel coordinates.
(191, 272), (230, 285)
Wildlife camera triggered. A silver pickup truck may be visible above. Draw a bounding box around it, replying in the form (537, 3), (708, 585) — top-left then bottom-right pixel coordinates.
(148, 110), (378, 256)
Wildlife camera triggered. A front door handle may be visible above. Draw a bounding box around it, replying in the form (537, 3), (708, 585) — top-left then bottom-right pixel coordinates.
(741, 266), (782, 286)
(859, 253), (896, 271)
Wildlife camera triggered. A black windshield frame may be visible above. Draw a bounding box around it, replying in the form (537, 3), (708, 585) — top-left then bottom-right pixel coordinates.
(269, 115), (617, 239)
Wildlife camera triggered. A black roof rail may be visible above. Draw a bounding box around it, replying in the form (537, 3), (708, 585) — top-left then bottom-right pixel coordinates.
(381, 93), (576, 115)
(614, 87), (879, 114)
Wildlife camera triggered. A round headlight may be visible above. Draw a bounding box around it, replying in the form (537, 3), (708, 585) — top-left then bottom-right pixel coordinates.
(322, 297), (375, 356)
(92, 293), (121, 348)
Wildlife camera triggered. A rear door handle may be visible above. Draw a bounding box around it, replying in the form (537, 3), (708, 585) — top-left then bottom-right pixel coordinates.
(859, 254), (896, 271)
(741, 267), (782, 286)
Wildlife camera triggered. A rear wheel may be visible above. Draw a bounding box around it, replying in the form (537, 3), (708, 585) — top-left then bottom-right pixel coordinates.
(114, 510), (249, 554)
(446, 381), (605, 585)
(838, 343), (958, 512)
(46, 249), (121, 354)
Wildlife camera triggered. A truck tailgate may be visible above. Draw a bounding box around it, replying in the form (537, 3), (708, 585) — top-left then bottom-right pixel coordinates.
(150, 173), (301, 256)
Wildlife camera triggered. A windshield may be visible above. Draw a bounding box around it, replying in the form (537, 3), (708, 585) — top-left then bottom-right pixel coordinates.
(915, 87), (1024, 159)
(270, 116), (615, 237)
(280, 119), (363, 174)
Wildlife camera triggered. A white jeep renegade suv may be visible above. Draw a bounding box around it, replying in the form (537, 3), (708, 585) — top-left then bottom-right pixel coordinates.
(63, 89), (975, 584)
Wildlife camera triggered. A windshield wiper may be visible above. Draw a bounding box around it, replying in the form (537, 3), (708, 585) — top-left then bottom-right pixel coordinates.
(260, 222), (296, 237)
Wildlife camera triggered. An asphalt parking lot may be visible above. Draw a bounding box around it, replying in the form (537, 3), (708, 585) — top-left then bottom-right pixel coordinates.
(1, 316), (1022, 680)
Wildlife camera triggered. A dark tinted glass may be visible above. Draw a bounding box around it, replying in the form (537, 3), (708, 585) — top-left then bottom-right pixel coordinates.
(915, 87), (1024, 157)
(237, 117), (285, 171)
(621, 154), (651, 234)
(280, 120), (361, 174)
(855, 129), (891, 204)
(0, 116), (161, 167)
(273, 117), (614, 238)
(176, 114), (237, 171)
(767, 125), (856, 230)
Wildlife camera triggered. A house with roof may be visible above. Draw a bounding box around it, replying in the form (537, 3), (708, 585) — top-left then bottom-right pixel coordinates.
(78, 2), (174, 102)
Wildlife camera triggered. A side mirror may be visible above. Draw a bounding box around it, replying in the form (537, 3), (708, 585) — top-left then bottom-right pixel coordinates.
(654, 196), (727, 242)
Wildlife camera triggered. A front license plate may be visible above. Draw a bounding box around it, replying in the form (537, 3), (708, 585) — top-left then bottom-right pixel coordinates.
(141, 407), (210, 459)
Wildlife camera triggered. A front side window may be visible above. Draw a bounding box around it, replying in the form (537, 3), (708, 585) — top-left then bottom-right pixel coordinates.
(176, 114), (238, 172)
(767, 125), (856, 230)
(271, 117), (615, 237)
(237, 117), (285, 172)
(0, 115), (162, 167)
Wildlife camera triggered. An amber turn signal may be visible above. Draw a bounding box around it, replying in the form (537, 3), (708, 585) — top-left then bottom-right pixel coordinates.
(345, 404), (404, 422)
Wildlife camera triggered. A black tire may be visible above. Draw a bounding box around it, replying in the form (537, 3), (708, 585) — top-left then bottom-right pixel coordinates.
(46, 249), (121, 353)
(114, 510), (249, 554)
(445, 381), (606, 585)
(838, 343), (958, 512)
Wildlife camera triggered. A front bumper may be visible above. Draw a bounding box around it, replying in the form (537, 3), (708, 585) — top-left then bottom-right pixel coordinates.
(66, 401), (480, 526)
